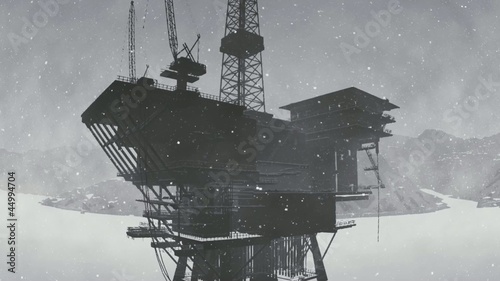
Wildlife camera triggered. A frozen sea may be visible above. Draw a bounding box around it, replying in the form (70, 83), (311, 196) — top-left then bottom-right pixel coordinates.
(0, 189), (499, 281)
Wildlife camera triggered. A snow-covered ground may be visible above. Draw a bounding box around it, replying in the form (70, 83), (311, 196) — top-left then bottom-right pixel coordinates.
(1, 189), (499, 281)
(322, 190), (500, 281)
(0, 190), (160, 281)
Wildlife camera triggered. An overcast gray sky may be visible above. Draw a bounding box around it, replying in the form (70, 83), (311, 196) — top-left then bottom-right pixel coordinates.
(1, 0), (500, 151)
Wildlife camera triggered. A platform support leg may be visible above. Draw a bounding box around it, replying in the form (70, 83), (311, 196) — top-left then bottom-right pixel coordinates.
(205, 250), (218, 281)
(310, 234), (328, 281)
(173, 256), (187, 281)
(191, 253), (203, 281)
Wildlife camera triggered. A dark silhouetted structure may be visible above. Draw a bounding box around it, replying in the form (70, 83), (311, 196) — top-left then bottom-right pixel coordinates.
(81, 1), (398, 280)
(82, 79), (397, 280)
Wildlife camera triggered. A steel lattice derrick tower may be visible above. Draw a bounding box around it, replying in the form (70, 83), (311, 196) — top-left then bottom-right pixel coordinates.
(220, 0), (266, 111)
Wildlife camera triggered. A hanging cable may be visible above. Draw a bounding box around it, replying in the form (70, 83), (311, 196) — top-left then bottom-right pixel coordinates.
(142, 183), (172, 281)
(143, 0), (150, 29)
(197, 34), (200, 62)
(134, 103), (172, 281)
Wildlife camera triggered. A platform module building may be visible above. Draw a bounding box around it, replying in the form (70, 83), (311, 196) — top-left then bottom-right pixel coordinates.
(281, 88), (399, 195)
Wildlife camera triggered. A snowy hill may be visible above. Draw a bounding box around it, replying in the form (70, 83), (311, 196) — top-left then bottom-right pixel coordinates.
(41, 178), (143, 216)
(337, 140), (447, 217)
(479, 170), (500, 207)
(379, 130), (500, 207)
(0, 146), (116, 196)
(10, 128), (500, 217)
(0, 138), (450, 217)
(42, 151), (447, 218)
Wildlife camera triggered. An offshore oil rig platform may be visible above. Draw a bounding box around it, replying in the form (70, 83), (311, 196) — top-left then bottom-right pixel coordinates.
(82, 0), (398, 280)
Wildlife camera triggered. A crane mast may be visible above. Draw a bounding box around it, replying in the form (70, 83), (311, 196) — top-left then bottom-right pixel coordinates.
(128, 1), (136, 82)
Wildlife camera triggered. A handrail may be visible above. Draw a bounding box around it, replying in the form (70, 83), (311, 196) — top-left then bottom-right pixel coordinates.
(292, 105), (396, 123)
(116, 75), (238, 105)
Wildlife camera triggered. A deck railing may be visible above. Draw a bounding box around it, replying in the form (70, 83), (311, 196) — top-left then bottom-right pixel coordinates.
(116, 76), (238, 105)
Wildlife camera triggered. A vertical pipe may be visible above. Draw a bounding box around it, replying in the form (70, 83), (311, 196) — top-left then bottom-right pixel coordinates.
(290, 237), (292, 277)
(281, 238), (284, 276)
(293, 236), (297, 277)
(289, 237), (292, 277)
(335, 150), (338, 192)
(269, 240), (276, 277)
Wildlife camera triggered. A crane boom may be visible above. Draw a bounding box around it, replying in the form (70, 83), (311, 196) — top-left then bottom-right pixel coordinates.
(160, 0), (206, 91)
(164, 0), (178, 61)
